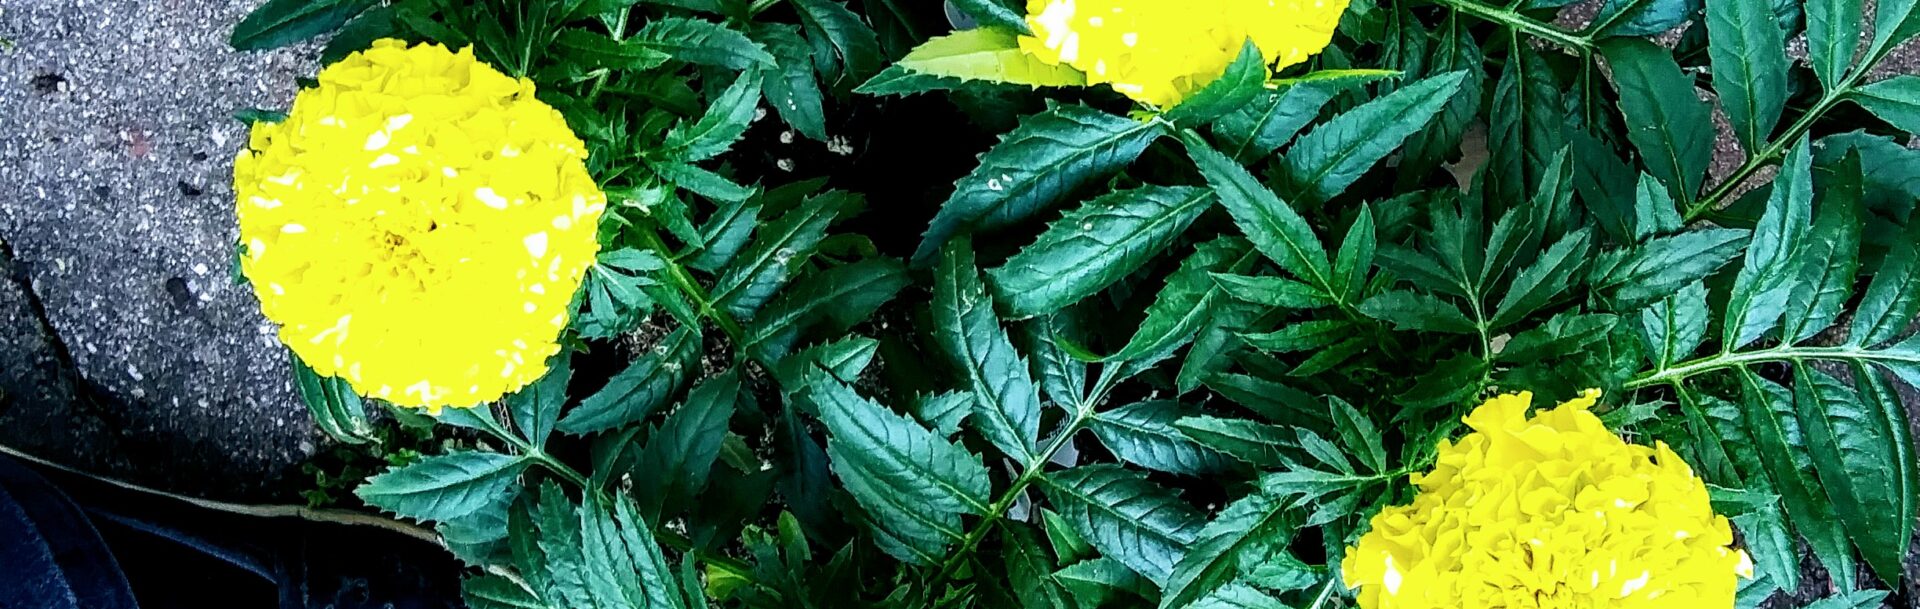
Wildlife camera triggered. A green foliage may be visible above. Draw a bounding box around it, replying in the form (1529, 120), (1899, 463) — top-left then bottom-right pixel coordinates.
(240, 0), (1920, 605)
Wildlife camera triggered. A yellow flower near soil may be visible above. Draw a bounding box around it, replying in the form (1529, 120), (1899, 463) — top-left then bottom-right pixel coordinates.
(1341, 390), (1752, 609)
(1017, 0), (1350, 107)
(233, 39), (605, 411)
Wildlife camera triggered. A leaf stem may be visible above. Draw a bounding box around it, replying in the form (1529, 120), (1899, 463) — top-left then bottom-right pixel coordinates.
(1425, 0), (1593, 51)
(637, 225), (749, 344)
(1625, 344), (1918, 389)
(920, 365), (1125, 598)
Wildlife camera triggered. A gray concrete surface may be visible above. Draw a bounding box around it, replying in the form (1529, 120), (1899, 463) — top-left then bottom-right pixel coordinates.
(0, 0), (319, 500)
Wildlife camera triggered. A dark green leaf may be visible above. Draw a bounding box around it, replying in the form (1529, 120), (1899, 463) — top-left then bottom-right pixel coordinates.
(1725, 139), (1813, 348)
(1736, 369), (1859, 586)
(1175, 416), (1292, 468)
(933, 240), (1042, 461)
(553, 29), (672, 71)
(648, 160), (755, 202)
(1782, 158), (1863, 343)
(1042, 465), (1204, 585)
(633, 372), (740, 520)
(231, 0), (374, 50)
(1792, 365), (1911, 583)
(636, 17), (774, 69)
(291, 356), (374, 445)
(558, 327), (699, 434)
(791, 0), (884, 83)
(1211, 273), (1333, 309)
(461, 575), (546, 609)
(1591, 229), (1749, 310)
(746, 258), (908, 361)
(505, 354), (570, 448)
(1090, 401), (1231, 476)
(1054, 558), (1154, 607)
(1706, 0), (1790, 151)
(662, 71), (762, 162)
(756, 25), (828, 142)
(1159, 491), (1297, 608)
(1214, 81), (1340, 164)
(1602, 39), (1715, 202)
(1281, 71), (1470, 204)
(1182, 132), (1333, 292)
(357, 451), (527, 522)
(1164, 41), (1268, 125)
(1242, 320), (1356, 352)
(1852, 76), (1920, 135)
(712, 192), (843, 319)
(1095, 238), (1257, 363)
(1491, 229), (1593, 328)
(989, 185), (1211, 318)
(1846, 225), (1920, 347)
(914, 106), (1167, 265)
(949, 0), (1030, 33)
(1807, 0), (1866, 90)
(1359, 291), (1475, 333)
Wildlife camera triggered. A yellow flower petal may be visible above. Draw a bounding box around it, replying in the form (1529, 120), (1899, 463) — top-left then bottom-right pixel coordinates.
(233, 39), (605, 411)
(1342, 390), (1750, 608)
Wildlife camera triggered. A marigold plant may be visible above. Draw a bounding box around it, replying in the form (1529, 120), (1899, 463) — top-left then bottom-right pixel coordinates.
(1342, 390), (1751, 608)
(233, 39), (605, 410)
(1017, 0), (1350, 106)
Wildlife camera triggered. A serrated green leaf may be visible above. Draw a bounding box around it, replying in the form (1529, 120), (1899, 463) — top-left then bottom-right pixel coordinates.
(1042, 465), (1204, 585)
(1868, 0), (1920, 67)
(1003, 524), (1075, 609)
(911, 391), (973, 439)
(357, 451), (527, 522)
(553, 29), (672, 71)
(1491, 229), (1592, 328)
(914, 105), (1166, 265)
(1735, 368), (1858, 587)
(1487, 48), (1565, 208)
(1175, 416), (1292, 468)
(1188, 583), (1287, 609)
(636, 17), (774, 69)
(1281, 70), (1469, 204)
(755, 25), (828, 142)
(1725, 139), (1813, 349)
(1164, 41), (1268, 125)
(633, 372), (740, 520)
(1594, 0), (1700, 37)
(1090, 401), (1231, 476)
(989, 185), (1211, 318)
(1602, 39), (1714, 202)
(933, 240), (1042, 462)
(865, 27), (1083, 92)
(1846, 225), (1920, 347)
(1503, 312), (1621, 362)
(1591, 229), (1749, 310)
(1571, 131), (1640, 243)
(558, 327), (699, 434)
(505, 354), (570, 449)
(1804, 591), (1893, 609)
(292, 356), (374, 445)
(791, 0), (884, 84)
(1328, 397), (1386, 473)
(231, 0), (374, 50)
(1358, 291), (1475, 333)
(1177, 298), (1259, 394)
(461, 575), (547, 609)
(1332, 203), (1377, 304)
(746, 258), (908, 361)
(1401, 15), (1484, 179)
(662, 71), (761, 162)
(1211, 273), (1333, 309)
(1054, 557), (1154, 607)
(1159, 491), (1297, 608)
(1632, 172), (1685, 242)
(1182, 131), (1334, 293)
(1203, 373), (1330, 429)
(769, 335), (880, 396)
(686, 198), (760, 272)
(1807, 0), (1865, 91)
(1214, 81), (1340, 164)
(648, 160), (755, 202)
(808, 376), (991, 565)
(1242, 319), (1355, 352)
(1791, 364), (1911, 583)
(712, 192), (843, 319)
(1093, 238), (1258, 363)
(1706, 0), (1790, 152)
(949, 0), (1031, 33)
(1780, 185), (1862, 343)
(1852, 76), (1920, 135)
(1025, 313), (1090, 411)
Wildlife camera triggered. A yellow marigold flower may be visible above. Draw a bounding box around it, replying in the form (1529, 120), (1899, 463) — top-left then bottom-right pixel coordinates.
(233, 39), (605, 411)
(1017, 0), (1349, 107)
(1340, 390), (1753, 609)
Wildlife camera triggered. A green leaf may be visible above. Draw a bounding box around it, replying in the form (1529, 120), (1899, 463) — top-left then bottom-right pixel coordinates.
(913, 105), (1166, 265)
(1042, 508), (1097, 566)
(1632, 172), (1685, 241)
(863, 28), (1083, 93)
(1806, 0), (1865, 91)
(1003, 525), (1075, 609)
(1280, 71), (1470, 204)
(1090, 401), (1231, 476)
(461, 575), (546, 609)
(989, 185), (1211, 318)
(1846, 226), (1920, 347)
(1724, 139), (1813, 348)
(1491, 229), (1593, 328)
(949, 0), (1031, 34)
(712, 192), (843, 319)
(1867, 0), (1920, 65)
(933, 240), (1042, 462)
(1852, 76), (1920, 135)
(1159, 491), (1297, 608)
(648, 160), (755, 202)
(1096, 239), (1258, 362)
(1243, 320), (1354, 353)
(686, 198), (760, 272)
(1214, 81), (1340, 164)
(231, 0), (374, 50)
(1041, 465), (1204, 585)
(1803, 591), (1893, 609)
(807, 376), (991, 566)
(769, 336), (880, 396)
(911, 391), (973, 438)
(356, 451), (527, 522)
(1211, 274), (1333, 309)
(1735, 369), (1858, 586)
(635, 17), (774, 69)
(505, 355), (570, 449)
(1401, 16), (1484, 179)
(1791, 365), (1911, 583)
(1188, 583), (1288, 609)
(745, 258), (906, 361)
(1164, 41), (1268, 126)
(1486, 48), (1566, 208)
(1359, 291), (1475, 333)
(1175, 416), (1293, 468)
(558, 327), (699, 434)
(662, 71), (761, 162)
(1182, 131), (1333, 293)
(1594, 0), (1700, 37)
(1781, 176), (1862, 343)
(1591, 229), (1749, 310)
(1025, 313), (1090, 411)
(1332, 203), (1377, 304)
(532, 483), (591, 607)
(756, 25), (828, 142)
(1706, 0), (1790, 152)
(291, 356), (374, 445)
(791, 0), (884, 83)
(1602, 39), (1715, 202)
(633, 372), (740, 520)
(552, 29), (672, 71)
(1636, 281), (1708, 368)
(1054, 558), (1154, 607)
(1571, 131), (1640, 243)
(1328, 397), (1387, 473)
(1203, 373), (1331, 429)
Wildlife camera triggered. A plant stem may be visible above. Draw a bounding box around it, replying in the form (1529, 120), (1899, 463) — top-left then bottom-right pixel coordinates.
(1425, 0), (1593, 51)
(637, 225), (749, 344)
(920, 366), (1125, 598)
(1625, 344), (1920, 389)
